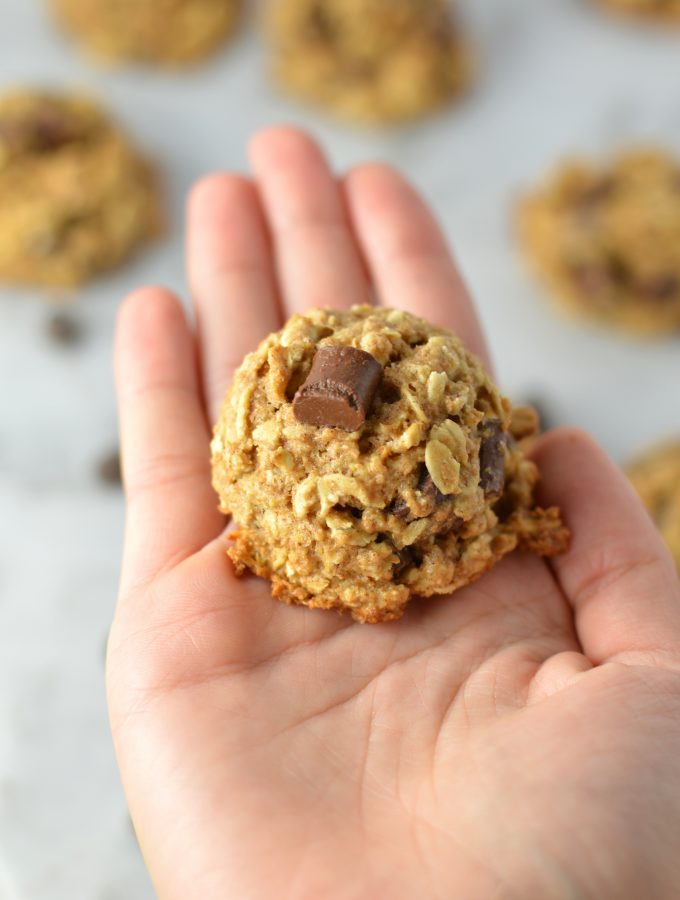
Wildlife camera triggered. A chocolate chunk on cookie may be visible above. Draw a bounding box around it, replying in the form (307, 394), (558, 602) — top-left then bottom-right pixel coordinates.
(479, 419), (506, 495)
(389, 464), (449, 521)
(417, 463), (449, 505)
(293, 345), (383, 431)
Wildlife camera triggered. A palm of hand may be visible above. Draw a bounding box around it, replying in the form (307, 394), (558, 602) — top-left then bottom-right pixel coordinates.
(108, 129), (680, 900)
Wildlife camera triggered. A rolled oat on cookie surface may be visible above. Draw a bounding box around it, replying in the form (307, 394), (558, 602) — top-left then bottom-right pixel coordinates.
(211, 306), (569, 624)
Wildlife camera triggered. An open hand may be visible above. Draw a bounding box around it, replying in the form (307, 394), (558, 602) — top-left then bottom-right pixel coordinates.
(108, 128), (680, 900)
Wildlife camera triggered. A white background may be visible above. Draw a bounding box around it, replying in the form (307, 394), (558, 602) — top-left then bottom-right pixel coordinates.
(1, 1), (679, 897)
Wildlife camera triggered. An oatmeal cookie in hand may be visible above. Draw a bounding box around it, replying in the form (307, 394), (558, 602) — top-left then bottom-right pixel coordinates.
(518, 149), (680, 335)
(265, 0), (471, 124)
(0, 91), (161, 288)
(50, 0), (242, 66)
(628, 441), (680, 573)
(211, 306), (569, 623)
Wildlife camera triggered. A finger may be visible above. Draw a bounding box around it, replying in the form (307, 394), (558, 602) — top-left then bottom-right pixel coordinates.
(249, 126), (370, 316)
(532, 428), (680, 665)
(188, 174), (281, 424)
(343, 164), (491, 369)
(114, 287), (224, 592)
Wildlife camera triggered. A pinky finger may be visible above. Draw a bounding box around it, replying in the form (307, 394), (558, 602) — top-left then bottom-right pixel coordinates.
(532, 428), (680, 667)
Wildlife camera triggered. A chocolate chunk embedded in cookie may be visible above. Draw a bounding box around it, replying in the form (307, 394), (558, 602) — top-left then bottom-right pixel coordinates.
(211, 306), (569, 623)
(293, 345), (383, 430)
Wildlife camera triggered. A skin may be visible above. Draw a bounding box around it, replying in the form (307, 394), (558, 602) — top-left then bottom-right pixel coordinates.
(108, 127), (680, 900)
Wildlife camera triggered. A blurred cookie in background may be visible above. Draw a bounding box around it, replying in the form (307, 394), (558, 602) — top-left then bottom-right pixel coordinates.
(518, 149), (680, 336)
(627, 440), (680, 572)
(49, 0), (242, 66)
(0, 91), (162, 289)
(265, 0), (471, 124)
(594, 0), (680, 25)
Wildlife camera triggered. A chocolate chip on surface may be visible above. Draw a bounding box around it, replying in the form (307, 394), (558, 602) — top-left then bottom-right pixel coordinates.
(293, 345), (383, 431)
(479, 419), (506, 495)
(97, 450), (122, 486)
(46, 311), (82, 346)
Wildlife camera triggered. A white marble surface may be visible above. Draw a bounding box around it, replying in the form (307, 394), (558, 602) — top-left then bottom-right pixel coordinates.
(1, 1), (680, 898)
